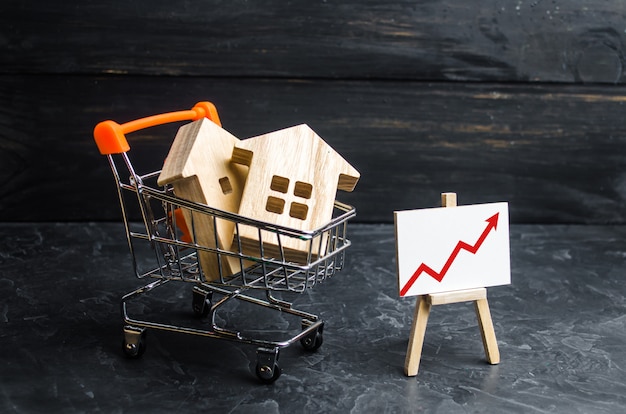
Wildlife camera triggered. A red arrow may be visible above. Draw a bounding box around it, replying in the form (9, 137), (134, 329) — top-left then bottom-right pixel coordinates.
(400, 212), (500, 296)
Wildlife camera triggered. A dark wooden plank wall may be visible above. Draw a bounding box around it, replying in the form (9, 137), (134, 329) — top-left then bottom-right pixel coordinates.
(2, 1), (626, 224)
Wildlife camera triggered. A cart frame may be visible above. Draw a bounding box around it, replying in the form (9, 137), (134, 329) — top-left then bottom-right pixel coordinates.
(94, 102), (356, 383)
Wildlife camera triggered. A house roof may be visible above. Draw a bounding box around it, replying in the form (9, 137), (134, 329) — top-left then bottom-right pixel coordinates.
(158, 118), (244, 191)
(232, 123), (360, 193)
(232, 123), (360, 232)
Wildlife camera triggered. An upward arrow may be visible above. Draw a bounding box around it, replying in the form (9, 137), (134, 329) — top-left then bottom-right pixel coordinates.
(400, 213), (500, 297)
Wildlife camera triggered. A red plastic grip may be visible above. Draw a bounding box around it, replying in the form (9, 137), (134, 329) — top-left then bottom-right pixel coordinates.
(93, 101), (221, 155)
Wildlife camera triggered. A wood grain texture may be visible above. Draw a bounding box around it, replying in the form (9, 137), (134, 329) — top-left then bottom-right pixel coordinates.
(474, 297), (501, 364)
(2, 1), (626, 83)
(441, 192), (457, 208)
(3, 1), (626, 225)
(231, 124), (359, 261)
(405, 287), (499, 376)
(404, 295), (431, 377)
(1, 74), (626, 224)
(428, 288), (487, 306)
(158, 118), (248, 280)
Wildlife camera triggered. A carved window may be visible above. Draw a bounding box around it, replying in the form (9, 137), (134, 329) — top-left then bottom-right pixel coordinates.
(265, 175), (312, 221)
(218, 177), (233, 195)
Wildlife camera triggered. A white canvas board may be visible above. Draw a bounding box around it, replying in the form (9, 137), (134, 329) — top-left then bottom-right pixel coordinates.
(394, 202), (510, 297)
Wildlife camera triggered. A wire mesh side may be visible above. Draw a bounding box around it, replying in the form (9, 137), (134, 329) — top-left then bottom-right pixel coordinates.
(109, 154), (355, 293)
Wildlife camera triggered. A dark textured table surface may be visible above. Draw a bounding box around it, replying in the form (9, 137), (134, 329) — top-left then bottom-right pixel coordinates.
(2, 223), (626, 413)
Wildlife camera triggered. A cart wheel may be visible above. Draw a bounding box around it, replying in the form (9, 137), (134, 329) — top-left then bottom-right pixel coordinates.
(255, 362), (282, 384)
(300, 321), (324, 352)
(192, 288), (212, 318)
(192, 298), (212, 318)
(122, 330), (146, 359)
(255, 348), (281, 384)
(301, 330), (324, 352)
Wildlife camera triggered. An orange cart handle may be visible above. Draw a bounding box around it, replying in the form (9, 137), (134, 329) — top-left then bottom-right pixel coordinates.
(93, 101), (221, 155)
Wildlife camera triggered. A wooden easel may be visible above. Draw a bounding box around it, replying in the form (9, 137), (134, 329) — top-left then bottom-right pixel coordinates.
(404, 192), (500, 377)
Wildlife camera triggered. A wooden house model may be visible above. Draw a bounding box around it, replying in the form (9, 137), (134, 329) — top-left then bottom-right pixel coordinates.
(231, 124), (360, 261)
(157, 118), (248, 280)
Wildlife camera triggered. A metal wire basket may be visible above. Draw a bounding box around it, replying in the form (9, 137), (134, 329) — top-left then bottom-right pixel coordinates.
(94, 102), (356, 383)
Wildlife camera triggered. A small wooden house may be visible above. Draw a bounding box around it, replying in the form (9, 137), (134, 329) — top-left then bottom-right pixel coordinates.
(231, 124), (360, 262)
(157, 118), (248, 280)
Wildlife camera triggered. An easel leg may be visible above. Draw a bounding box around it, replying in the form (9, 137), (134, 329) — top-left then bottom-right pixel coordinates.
(404, 295), (431, 376)
(474, 298), (500, 364)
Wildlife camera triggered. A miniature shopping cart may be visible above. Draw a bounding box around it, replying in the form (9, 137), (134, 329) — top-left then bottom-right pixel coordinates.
(93, 102), (355, 383)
